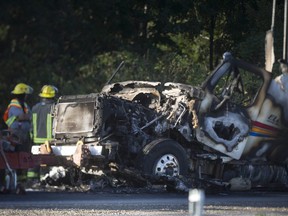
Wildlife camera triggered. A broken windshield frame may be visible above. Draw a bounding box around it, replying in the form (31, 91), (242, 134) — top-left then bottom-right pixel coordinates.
(202, 58), (266, 108)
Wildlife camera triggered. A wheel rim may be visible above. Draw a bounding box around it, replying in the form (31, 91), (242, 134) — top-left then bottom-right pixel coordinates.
(154, 154), (180, 176)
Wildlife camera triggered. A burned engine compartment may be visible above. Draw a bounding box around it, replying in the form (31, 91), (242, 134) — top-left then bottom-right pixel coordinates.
(51, 81), (205, 169)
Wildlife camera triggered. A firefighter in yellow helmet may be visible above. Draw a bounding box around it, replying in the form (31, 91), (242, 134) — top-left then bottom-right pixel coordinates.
(2, 83), (33, 189)
(28, 85), (58, 182)
(31, 85), (58, 144)
(3, 83), (33, 150)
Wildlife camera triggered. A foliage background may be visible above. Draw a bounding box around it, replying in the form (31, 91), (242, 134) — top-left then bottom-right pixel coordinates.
(0, 0), (286, 128)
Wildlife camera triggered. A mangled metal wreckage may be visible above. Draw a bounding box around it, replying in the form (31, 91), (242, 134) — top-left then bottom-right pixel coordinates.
(32, 53), (288, 190)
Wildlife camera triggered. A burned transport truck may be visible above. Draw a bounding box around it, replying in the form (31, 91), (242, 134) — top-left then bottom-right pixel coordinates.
(32, 53), (288, 190)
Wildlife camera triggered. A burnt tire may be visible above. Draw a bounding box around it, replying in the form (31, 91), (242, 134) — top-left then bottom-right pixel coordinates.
(140, 139), (188, 177)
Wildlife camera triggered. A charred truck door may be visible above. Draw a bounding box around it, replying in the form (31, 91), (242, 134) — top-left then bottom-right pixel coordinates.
(195, 53), (276, 161)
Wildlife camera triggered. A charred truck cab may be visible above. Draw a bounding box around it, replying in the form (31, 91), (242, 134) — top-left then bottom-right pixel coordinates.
(32, 53), (288, 189)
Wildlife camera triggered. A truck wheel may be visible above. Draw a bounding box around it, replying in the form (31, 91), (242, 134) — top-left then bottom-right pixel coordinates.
(140, 139), (188, 177)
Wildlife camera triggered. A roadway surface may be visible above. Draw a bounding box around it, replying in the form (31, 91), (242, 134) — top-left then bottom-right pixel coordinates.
(0, 190), (287, 216)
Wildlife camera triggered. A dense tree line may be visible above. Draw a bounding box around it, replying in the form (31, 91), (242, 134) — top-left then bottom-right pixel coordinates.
(0, 0), (286, 125)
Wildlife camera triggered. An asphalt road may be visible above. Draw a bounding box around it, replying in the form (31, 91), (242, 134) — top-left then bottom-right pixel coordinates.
(0, 190), (287, 216)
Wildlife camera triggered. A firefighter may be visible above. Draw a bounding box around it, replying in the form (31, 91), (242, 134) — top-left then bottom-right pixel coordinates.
(2, 83), (33, 189)
(28, 85), (58, 182)
(3, 83), (33, 151)
(31, 85), (58, 144)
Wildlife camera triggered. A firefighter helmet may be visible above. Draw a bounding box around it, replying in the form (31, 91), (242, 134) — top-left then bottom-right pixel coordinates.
(11, 83), (33, 94)
(39, 85), (58, 98)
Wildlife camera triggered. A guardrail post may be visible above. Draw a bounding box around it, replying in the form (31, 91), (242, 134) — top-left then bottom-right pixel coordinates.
(188, 189), (205, 216)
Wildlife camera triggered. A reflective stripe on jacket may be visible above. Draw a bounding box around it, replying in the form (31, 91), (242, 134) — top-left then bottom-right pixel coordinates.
(5, 99), (29, 127)
(32, 100), (54, 144)
(32, 113), (53, 143)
